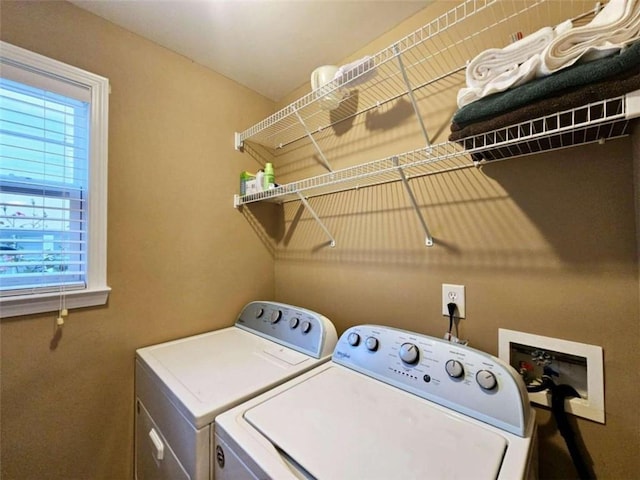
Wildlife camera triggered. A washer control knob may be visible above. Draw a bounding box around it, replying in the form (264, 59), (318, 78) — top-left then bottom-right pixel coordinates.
(301, 321), (312, 334)
(399, 343), (419, 365)
(255, 308), (264, 319)
(365, 336), (379, 351)
(270, 310), (282, 324)
(289, 317), (299, 329)
(347, 332), (360, 346)
(476, 369), (498, 390)
(445, 359), (465, 378)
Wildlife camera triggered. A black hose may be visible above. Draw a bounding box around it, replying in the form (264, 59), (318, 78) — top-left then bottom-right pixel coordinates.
(527, 377), (593, 480)
(550, 384), (592, 480)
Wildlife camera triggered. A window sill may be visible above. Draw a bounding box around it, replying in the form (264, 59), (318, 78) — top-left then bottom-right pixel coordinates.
(0, 287), (111, 318)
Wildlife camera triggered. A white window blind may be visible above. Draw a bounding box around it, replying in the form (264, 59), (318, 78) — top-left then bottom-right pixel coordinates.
(1, 78), (89, 295)
(0, 42), (110, 317)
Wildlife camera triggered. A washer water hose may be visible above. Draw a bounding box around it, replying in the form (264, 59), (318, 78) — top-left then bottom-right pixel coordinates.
(527, 369), (593, 480)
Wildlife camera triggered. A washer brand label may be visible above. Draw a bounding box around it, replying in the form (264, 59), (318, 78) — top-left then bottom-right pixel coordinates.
(335, 350), (350, 359)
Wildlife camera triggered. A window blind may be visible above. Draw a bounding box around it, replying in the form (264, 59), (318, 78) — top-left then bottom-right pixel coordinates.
(0, 76), (90, 296)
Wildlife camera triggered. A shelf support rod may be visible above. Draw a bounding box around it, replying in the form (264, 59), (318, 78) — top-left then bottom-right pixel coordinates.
(393, 156), (433, 247)
(296, 191), (336, 248)
(293, 107), (333, 172)
(394, 45), (430, 146)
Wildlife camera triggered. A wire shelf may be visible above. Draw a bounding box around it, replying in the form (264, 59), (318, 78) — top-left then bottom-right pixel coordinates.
(235, 92), (639, 207)
(236, 0), (507, 149)
(460, 94), (638, 161)
(234, 141), (469, 206)
(233, 0), (638, 246)
(235, 0), (595, 151)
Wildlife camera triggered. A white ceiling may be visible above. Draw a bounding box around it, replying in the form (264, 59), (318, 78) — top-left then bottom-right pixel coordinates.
(69, 0), (430, 101)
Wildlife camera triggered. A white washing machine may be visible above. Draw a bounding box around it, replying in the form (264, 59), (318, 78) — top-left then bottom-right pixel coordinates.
(134, 301), (338, 480)
(215, 324), (538, 480)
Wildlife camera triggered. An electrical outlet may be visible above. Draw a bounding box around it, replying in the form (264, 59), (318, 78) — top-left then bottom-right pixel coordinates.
(442, 284), (465, 318)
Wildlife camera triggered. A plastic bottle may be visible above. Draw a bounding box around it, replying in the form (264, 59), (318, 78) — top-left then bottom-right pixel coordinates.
(255, 170), (264, 192)
(239, 171), (254, 196)
(263, 162), (275, 190)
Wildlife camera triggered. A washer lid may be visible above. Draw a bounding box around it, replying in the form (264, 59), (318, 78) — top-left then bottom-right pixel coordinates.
(245, 365), (508, 480)
(137, 327), (315, 428)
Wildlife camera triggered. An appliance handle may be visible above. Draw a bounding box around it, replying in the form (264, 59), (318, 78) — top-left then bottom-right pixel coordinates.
(148, 428), (164, 461)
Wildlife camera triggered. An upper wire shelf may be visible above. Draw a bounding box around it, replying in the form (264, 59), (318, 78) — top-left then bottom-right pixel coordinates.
(235, 0), (601, 151)
(460, 93), (639, 161)
(236, 0), (528, 150)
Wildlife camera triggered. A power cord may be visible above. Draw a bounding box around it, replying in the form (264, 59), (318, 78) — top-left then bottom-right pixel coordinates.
(447, 302), (456, 336)
(444, 302), (467, 345)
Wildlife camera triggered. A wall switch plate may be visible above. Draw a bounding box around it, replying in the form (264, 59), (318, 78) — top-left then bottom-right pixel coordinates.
(442, 284), (465, 318)
(498, 329), (604, 423)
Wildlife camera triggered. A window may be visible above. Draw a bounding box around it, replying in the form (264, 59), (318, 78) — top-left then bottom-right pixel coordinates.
(0, 42), (110, 318)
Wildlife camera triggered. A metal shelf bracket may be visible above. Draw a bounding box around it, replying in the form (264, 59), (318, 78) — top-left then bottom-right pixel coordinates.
(293, 108), (333, 172)
(296, 192), (336, 248)
(393, 156), (433, 247)
(394, 45), (430, 146)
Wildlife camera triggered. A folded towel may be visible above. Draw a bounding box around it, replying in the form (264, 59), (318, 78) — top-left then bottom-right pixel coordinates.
(465, 26), (556, 89)
(538, 0), (640, 75)
(458, 55), (542, 107)
(449, 64), (640, 142)
(452, 39), (640, 128)
(458, 20), (573, 107)
(334, 56), (377, 87)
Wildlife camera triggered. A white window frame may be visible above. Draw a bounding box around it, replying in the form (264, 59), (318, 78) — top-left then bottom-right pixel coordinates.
(0, 42), (110, 318)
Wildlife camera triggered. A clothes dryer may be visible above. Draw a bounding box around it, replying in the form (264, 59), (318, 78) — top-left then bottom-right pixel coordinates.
(135, 301), (337, 480)
(215, 324), (538, 480)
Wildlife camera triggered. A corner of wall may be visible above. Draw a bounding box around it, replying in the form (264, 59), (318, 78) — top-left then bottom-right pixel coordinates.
(632, 126), (640, 299)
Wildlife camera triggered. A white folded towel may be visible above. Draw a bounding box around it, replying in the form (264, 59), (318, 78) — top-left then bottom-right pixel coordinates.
(458, 55), (542, 107)
(333, 56), (377, 87)
(465, 25), (556, 88)
(458, 21), (572, 107)
(538, 0), (640, 76)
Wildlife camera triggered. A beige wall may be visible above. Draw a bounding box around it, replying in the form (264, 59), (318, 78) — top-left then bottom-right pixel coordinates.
(269, 3), (639, 480)
(1, 1), (639, 480)
(0, 1), (275, 479)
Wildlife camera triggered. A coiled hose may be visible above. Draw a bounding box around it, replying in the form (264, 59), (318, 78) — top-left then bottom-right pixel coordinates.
(527, 371), (592, 480)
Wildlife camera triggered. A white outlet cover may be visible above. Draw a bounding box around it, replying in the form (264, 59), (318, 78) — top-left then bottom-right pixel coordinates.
(442, 284), (465, 318)
(498, 329), (605, 423)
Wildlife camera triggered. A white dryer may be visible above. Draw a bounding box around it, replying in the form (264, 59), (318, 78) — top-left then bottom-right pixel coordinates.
(134, 301), (337, 480)
(215, 324), (538, 480)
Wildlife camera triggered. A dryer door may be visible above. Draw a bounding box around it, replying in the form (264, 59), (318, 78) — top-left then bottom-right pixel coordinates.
(135, 400), (189, 480)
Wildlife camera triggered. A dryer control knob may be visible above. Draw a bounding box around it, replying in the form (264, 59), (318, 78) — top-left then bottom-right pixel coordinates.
(347, 332), (360, 346)
(289, 317), (299, 329)
(399, 343), (419, 365)
(301, 321), (312, 334)
(365, 336), (379, 351)
(256, 308), (264, 319)
(270, 310), (282, 324)
(445, 359), (465, 378)
(476, 369), (498, 390)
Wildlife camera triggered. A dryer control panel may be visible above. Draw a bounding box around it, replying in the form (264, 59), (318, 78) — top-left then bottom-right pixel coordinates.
(235, 301), (337, 359)
(333, 325), (532, 437)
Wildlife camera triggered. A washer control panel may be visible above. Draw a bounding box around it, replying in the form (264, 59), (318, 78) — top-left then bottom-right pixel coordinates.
(332, 325), (531, 437)
(235, 301), (337, 359)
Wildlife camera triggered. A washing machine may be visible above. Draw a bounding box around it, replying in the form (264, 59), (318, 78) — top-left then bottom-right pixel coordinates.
(134, 301), (338, 480)
(215, 324), (538, 480)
